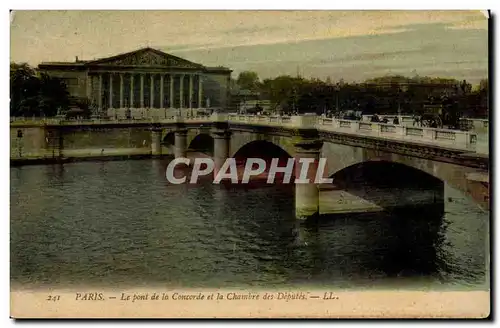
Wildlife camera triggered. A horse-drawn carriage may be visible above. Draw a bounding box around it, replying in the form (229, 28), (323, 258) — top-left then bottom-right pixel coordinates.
(413, 105), (444, 128)
(413, 101), (462, 129)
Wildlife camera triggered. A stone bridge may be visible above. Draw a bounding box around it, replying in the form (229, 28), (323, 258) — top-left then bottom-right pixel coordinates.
(10, 113), (489, 218)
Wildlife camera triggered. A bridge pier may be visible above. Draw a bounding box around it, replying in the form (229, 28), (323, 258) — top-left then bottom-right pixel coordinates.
(151, 128), (162, 157)
(466, 172), (490, 211)
(294, 140), (323, 220)
(212, 129), (231, 176)
(174, 129), (188, 159)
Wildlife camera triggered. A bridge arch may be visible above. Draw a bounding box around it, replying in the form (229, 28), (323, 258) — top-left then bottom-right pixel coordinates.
(320, 141), (488, 209)
(232, 140), (293, 163)
(230, 140), (295, 185)
(326, 155), (486, 209)
(163, 132), (175, 145)
(162, 131), (175, 153)
(229, 131), (297, 158)
(329, 161), (443, 188)
(188, 133), (214, 156)
(326, 160), (445, 212)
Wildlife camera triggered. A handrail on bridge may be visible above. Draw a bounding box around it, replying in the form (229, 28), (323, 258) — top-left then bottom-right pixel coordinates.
(10, 114), (482, 152)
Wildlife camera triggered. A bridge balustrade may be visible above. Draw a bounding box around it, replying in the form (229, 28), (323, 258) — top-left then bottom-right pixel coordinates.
(316, 117), (477, 150)
(11, 113), (480, 152)
(358, 122), (372, 131)
(339, 120), (352, 129)
(380, 124), (396, 134)
(435, 130), (456, 141)
(406, 127), (424, 137)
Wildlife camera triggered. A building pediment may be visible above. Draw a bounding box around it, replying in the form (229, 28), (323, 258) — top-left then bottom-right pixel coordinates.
(87, 47), (203, 69)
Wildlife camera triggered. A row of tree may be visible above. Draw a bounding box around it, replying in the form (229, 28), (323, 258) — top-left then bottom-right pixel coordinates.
(10, 63), (72, 117)
(235, 71), (489, 119)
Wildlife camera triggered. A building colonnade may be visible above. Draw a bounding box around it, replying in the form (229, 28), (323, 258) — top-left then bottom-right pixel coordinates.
(88, 72), (205, 110)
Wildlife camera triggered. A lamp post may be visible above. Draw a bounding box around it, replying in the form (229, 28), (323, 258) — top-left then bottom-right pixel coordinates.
(397, 87), (402, 117)
(399, 84), (409, 122)
(335, 83), (340, 117)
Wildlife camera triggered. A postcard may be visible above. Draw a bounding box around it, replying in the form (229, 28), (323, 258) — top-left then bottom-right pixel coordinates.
(10, 10), (490, 319)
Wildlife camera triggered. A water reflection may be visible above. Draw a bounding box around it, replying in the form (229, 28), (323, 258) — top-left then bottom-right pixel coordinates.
(10, 159), (488, 290)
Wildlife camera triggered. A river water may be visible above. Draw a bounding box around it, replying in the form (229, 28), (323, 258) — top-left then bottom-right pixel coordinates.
(10, 159), (489, 290)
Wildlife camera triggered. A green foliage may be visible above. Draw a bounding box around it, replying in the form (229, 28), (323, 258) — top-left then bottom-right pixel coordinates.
(10, 62), (70, 117)
(256, 74), (488, 118)
(236, 71), (260, 91)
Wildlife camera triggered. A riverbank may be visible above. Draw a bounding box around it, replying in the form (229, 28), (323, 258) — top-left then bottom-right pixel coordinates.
(10, 146), (175, 167)
(10, 152), (172, 167)
(11, 154), (155, 167)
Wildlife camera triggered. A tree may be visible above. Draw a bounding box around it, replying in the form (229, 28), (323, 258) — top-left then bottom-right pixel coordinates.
(10, 62), (70, 117)
(10, 63), (40, 116)
(254, 72), (487, 120)
(74, 98), (94, 118)
(260, 75), (306, 113)
(38, 73), (70, 116)
(236, 71), (260, 91)
(459, 79), (472, 95)
(474, 78), (489, 118)
(478, 79), (488, 93)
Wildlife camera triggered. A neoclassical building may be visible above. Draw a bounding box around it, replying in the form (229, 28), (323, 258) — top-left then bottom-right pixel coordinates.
(38, 47), (232, 117)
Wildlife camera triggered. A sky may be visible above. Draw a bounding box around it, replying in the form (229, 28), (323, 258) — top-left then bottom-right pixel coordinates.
(10, 10), (489, 84)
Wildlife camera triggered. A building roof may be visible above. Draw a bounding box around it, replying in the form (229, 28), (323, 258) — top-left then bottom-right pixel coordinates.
(39, 47), (232, 72)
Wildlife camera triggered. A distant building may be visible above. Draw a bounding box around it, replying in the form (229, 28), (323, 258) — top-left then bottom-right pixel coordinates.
(38, 47), (232, 116)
